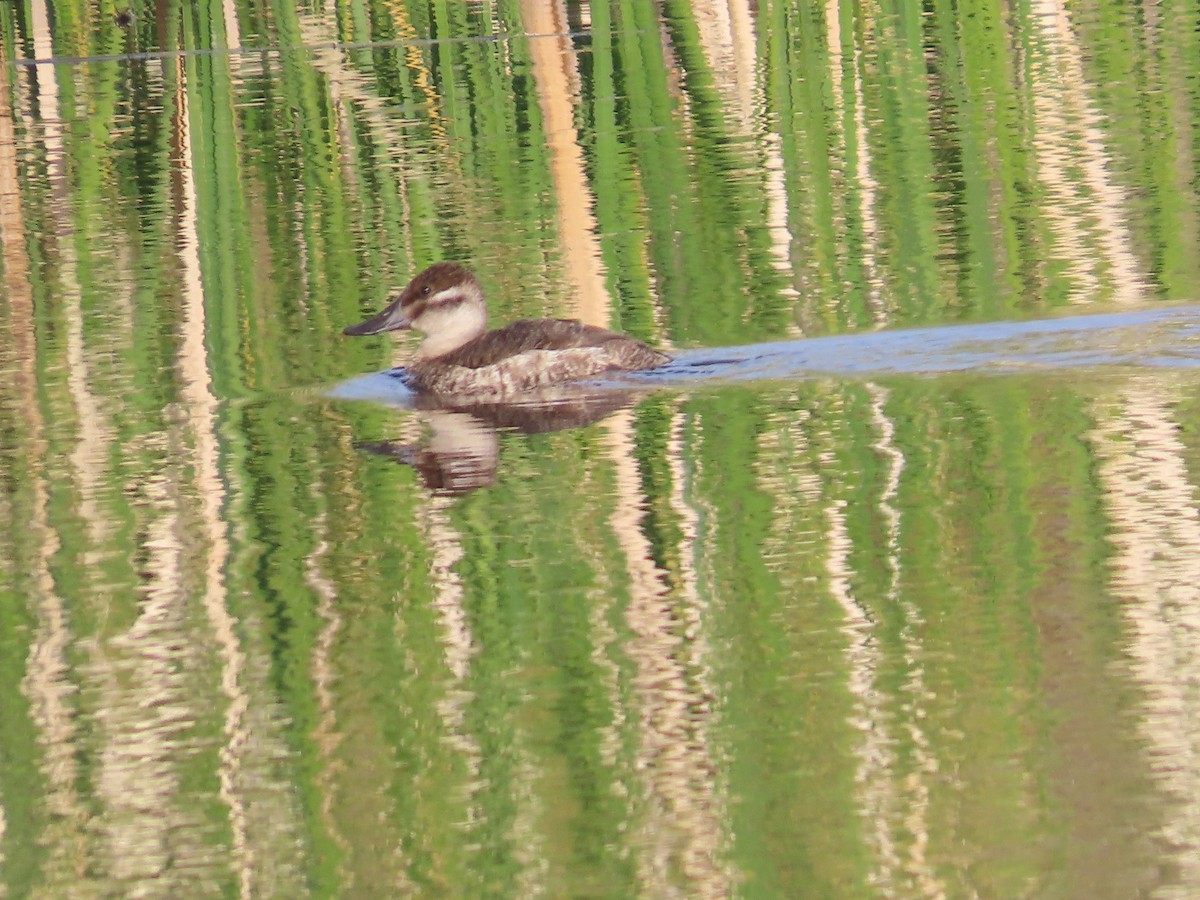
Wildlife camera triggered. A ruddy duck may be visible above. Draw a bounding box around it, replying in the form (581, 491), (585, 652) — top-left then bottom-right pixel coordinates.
(344, 263), (671, 397)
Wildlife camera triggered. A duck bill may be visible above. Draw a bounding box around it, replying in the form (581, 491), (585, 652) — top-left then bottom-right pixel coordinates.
(343, 297), (412, 336)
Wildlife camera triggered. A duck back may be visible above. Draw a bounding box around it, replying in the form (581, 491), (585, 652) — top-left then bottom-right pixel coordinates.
(436, 319), (668, 370)
(408, 319), (671, 398)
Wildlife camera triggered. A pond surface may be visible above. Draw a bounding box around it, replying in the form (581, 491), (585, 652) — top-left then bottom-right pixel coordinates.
(2, 0), (1200, 896)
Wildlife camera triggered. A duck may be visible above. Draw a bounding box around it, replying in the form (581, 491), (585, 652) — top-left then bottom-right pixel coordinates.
(344, 263), (671, 398)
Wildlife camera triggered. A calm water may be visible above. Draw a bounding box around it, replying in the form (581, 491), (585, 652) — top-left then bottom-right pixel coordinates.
(3, 0), (1200, 896)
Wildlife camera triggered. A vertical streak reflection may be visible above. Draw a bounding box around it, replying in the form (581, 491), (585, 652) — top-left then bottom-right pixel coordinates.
(604, 409), (729, 898)
(19, 5), (93, 883)
(666, 406), (734, 888)
(305, 515), (360, 890)
(1091, 379), (1200, 892)
(3, 31), (88, 886)
(865, 384), (940, 897)
(820, 462), (893, 883)
(174, 53), (251, 895)
(693, 0), (799, 317)
(520, 0), (610, 327)
(758, 399), (887, 887)
(775, 387), (939, 895)
(420, 492), (483, 839)
(827, 0), (885, 323)
(222, 0), (242, 50)
(1030, 0), (1148, 304)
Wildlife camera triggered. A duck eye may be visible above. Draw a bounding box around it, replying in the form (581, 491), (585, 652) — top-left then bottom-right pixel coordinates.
(421, 285), (432, 296)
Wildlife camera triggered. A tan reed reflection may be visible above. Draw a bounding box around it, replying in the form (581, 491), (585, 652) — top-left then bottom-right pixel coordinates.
(0, 44), (29, 343)
(693, 0), (799, 319)
(93, 476), (198, 887)
(1090, 377), (1200, 890)
(692, 0), (756, 129)
(604, 408), (732, 898)
(665, 406), (737, 891)
(583, 446), (638, 839)
(754, 387), (940, 895)
(222, 0), (242, 50)
(818, 441), (893, 884)
(175, 64), (254, 897)
(418, 483), (486, 873)
(305, 514), (371, 892)
(423, 488), (480, 739)
(825, 0), (885, 324)
(863, 384), (940, 896)
(55, 39), (236, 895)
(2, 33), (87, 885)
(520, 0), (609, 328)
(15, 6), (97, 884)
(755, 400), (892, 889)
(1030, 0), (1148, 305)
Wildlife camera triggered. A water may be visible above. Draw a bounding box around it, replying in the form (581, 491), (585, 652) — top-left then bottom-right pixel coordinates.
(2, 1), (1200, 896)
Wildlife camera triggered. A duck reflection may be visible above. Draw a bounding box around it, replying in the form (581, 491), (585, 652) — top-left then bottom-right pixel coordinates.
(354, 390), (636, 494)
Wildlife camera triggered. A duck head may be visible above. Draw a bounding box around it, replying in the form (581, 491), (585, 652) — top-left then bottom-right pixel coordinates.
(344, 262), (488, 359)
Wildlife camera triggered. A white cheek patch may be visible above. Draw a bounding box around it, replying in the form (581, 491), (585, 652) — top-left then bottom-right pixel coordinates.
(412, 285), (488, 358)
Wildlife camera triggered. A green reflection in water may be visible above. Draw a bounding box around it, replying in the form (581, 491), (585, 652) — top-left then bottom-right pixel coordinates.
(2, 0), (1200, 895)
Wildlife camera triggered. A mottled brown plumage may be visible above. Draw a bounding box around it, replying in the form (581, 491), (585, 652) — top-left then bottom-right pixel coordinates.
(431, 318), (667, 369)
